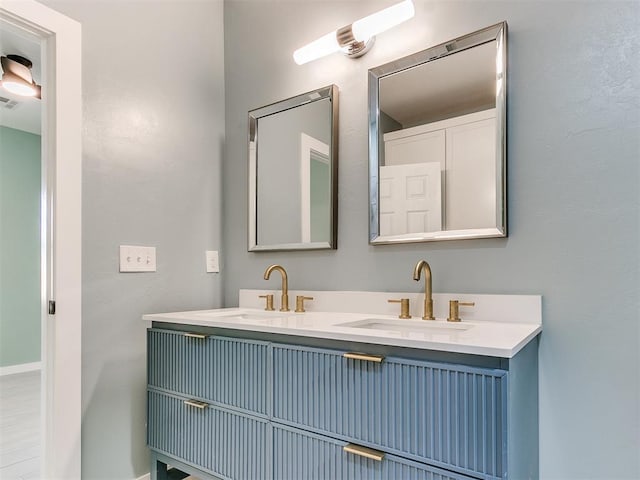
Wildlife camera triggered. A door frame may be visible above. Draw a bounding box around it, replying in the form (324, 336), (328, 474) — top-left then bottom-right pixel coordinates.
(0, 2), (81, 478)
(299, 132), (329, 244)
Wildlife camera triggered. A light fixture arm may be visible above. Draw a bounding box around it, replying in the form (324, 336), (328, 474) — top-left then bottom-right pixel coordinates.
(336, 25), (375, 58)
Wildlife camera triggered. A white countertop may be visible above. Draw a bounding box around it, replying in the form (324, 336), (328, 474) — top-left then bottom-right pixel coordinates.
(143, 290), (542, 358)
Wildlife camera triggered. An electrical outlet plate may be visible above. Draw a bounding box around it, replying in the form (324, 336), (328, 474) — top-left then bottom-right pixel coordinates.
(120, 245), (156, 272)
(206, 250), (219, 273)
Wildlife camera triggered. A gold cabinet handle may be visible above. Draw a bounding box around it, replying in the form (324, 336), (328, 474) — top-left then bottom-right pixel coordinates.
(183, 333), (208, 339)
(183, 399), (208, 409)
(343, 443), (384, 462)
(343, 352), (384, 363)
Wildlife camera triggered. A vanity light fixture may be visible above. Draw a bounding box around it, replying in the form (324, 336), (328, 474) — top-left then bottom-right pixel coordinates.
(293, 0), (415, 65)
(0, 55), (41, 99)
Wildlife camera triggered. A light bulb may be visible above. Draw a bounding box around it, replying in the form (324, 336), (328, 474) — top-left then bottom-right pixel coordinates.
(352, 0), (415, 42)
(2, 79), (37, 97)
(293, 31), (341, 65)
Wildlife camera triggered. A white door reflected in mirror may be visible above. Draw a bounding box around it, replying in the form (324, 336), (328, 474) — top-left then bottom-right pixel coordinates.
(380, 162), (442, 236)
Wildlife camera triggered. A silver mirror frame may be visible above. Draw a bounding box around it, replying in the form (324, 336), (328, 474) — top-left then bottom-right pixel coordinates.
(248, 84), (339, 251)
(368, 22), (507, 244)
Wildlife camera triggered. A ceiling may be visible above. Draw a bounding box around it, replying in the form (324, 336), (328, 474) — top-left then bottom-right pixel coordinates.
(0, 22), (41, 135)
(380, 41), (497, 127)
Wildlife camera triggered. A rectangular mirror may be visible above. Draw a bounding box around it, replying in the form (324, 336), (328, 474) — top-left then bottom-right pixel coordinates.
(248, 85), (338, 251)
(368, 22), (507, 244)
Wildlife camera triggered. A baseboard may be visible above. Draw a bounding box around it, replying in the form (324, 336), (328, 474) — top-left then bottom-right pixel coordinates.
(0, 361), (41, 376)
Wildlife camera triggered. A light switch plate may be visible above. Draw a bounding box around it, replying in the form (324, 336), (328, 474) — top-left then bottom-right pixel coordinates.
(206, 250), (219, 273)
(120, 245), (156, 272)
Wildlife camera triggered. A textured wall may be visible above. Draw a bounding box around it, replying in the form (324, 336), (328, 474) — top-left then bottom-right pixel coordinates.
(40, 1), (225, 478)
(223, 1), (640, 478)
(0, 126), (41, 368)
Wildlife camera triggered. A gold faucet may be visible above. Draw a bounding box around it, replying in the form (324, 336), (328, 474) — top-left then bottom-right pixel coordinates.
(263, 264), (289, 312)
(413, 260), (435, 320)
(447, 300), (475, 322)
(388, 298), (411, 319)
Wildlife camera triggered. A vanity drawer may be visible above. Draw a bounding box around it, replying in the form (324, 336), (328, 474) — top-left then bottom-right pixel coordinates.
(147, 390), (270, 480)
(147, 328), (270, 415)
(272, 344), (506, 479)
(273, 423), (469, 480)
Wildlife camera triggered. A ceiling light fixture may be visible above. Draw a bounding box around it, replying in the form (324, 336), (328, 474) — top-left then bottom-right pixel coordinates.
(1, 55), (41, 99)
(293, 0), (415, 65)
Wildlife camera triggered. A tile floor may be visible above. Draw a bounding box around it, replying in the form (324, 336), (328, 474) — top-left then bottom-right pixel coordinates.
(0, 372), (201, 480)
(0, 371), (40, 480)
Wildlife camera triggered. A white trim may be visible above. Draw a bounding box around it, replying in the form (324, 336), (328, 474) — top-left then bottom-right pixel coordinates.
(0, 2), (82, 479)
(0, 361), (42, 376)
(134, 474), (150, 480)
(383, 108), (496, 142)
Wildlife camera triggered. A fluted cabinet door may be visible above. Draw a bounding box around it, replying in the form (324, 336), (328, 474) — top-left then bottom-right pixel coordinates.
(147, 390), (270, 480)
(273, 424), (469, 480)
(147, 328), (270, 415)
(272, 344), (507, 479)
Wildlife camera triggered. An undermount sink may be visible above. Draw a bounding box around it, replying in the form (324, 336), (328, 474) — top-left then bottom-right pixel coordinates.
(191, 309), (280, 323)
(337, 318), (473, 334)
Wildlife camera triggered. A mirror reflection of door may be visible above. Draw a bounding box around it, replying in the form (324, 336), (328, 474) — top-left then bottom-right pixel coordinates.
(381, 128), (444, 236)
(299, 133), (330, 243)
(379, 162), (442, 235)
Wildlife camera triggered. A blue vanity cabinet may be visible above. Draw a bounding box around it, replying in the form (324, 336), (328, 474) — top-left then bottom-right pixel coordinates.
(147, 325), (538, 480)
(272, 343), (507, 480)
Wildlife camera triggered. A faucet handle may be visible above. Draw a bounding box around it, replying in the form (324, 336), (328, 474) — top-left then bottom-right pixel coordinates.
(295, 295), (314, 313)
(388, 298), (411, 319)
(258, 294), (275, 311)
(447, 300), (475, 322)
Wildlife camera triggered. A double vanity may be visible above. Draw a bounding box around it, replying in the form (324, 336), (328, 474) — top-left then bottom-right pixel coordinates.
(144, 264), (541, 480)
(144, 19), (534, 480)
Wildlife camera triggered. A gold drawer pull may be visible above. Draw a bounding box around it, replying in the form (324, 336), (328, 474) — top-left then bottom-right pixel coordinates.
(343, 352), (384, 363)
(183, 399), (208, 409)
(183, 333), (208, 339)
(343, 443), (384, 462)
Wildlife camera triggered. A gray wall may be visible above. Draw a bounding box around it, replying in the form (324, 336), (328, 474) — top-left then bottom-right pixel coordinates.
(41, 1), (225, 478)
(223, 1), (639, 479)
(0, 126), (41, 368)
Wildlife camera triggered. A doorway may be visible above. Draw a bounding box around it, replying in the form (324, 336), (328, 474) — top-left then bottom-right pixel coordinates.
(0, 1), (81, 478)
(0, 109), (43, 478)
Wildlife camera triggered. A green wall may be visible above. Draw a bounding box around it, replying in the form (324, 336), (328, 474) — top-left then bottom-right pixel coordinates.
(0, 126), (41, 368)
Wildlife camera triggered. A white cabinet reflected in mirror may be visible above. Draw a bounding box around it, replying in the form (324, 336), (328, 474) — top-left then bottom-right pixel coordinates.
(369, 22), (507, 244)
(248, 85), (338, 251)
